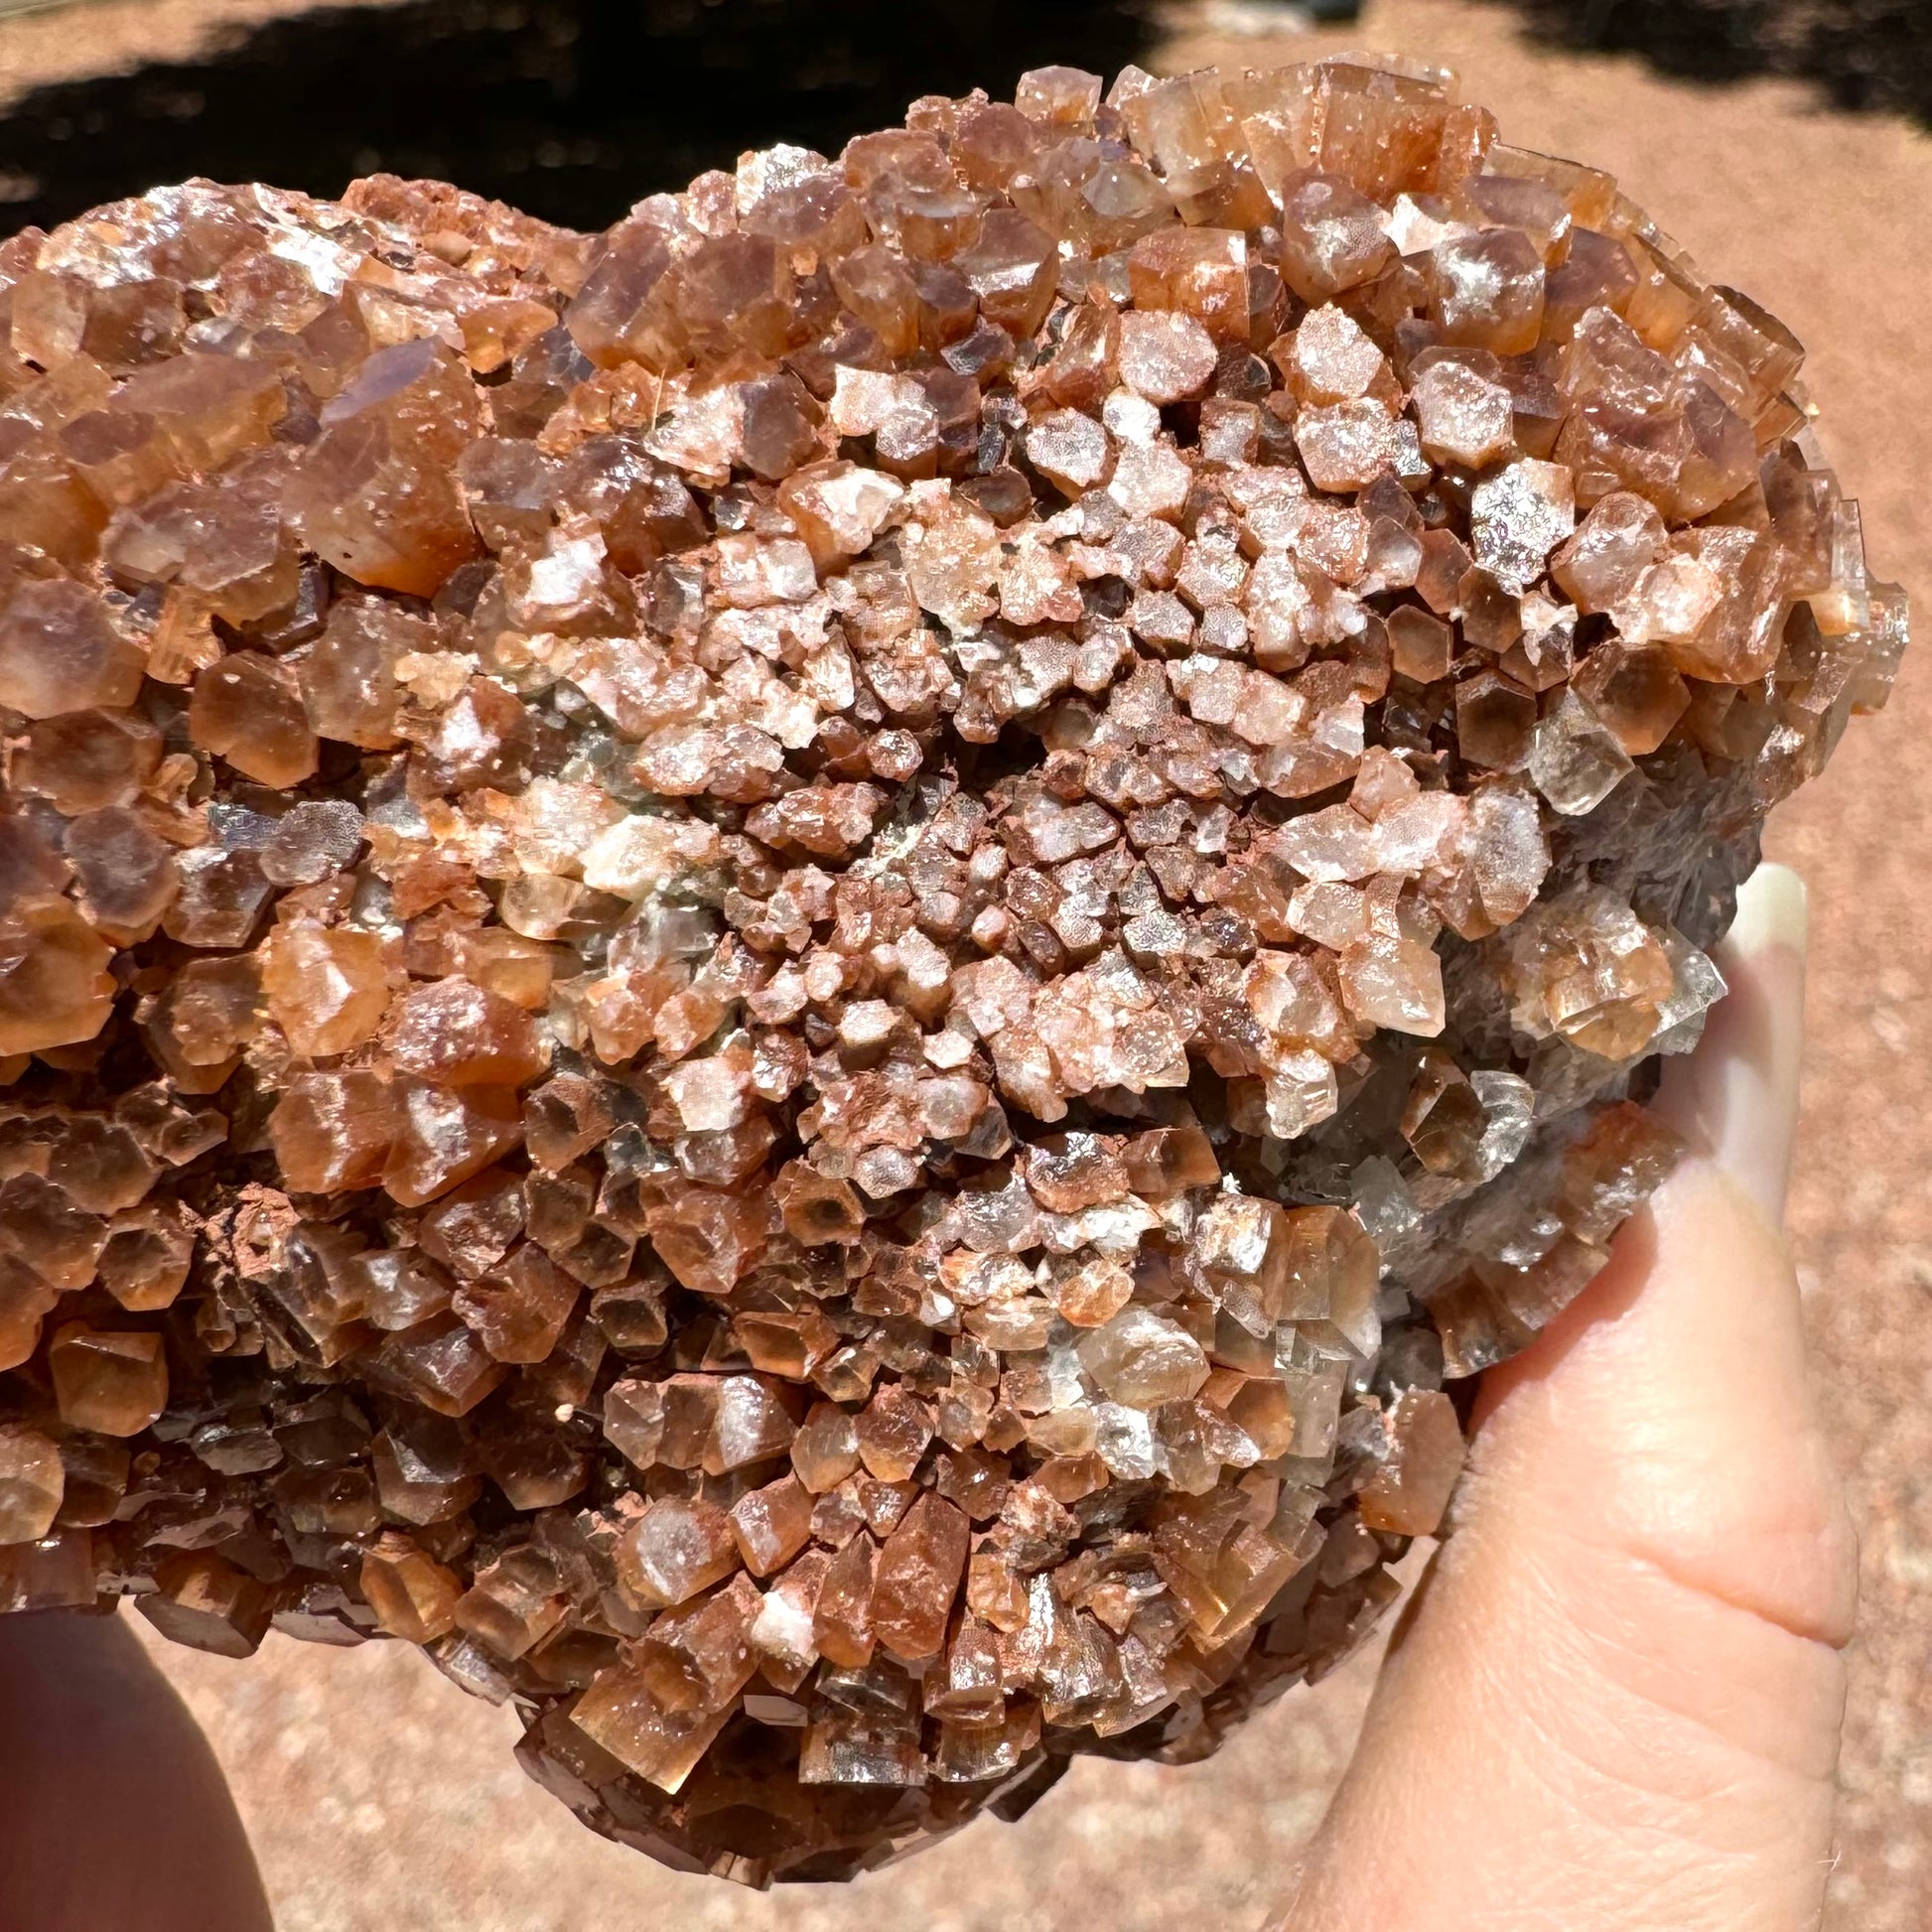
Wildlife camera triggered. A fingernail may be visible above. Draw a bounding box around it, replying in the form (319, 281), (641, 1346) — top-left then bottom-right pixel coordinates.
(1658, 864), (1809, 1225)
(1727, 860), (1810, 964)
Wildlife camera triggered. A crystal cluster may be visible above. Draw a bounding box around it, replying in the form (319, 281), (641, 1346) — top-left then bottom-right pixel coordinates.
(0, 54), (1904, 1885)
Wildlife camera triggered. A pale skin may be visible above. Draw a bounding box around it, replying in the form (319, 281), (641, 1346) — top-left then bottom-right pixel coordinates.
(0, 867), (1851, 1932)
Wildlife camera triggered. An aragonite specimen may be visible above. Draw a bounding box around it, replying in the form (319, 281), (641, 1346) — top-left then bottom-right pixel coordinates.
(0, 52), (1906, 1885)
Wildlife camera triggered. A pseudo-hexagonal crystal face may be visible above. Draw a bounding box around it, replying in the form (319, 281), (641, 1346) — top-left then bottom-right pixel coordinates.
(0, 54), (1903, 1888)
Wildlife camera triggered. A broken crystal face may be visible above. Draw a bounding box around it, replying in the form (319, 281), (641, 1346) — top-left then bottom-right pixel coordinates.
(0, 51), (1903, 1889)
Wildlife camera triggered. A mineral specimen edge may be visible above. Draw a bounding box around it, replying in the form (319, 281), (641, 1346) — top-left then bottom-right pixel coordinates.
(0, 48), (1905, 1889)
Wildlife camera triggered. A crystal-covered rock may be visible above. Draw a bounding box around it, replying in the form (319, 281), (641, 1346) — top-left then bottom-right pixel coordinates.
(0, 56), (1902, 1891)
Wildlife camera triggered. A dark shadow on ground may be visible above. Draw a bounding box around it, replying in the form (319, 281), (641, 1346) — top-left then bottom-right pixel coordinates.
(1497, 0), (1932, 123)
(0, 0), (1152, 238)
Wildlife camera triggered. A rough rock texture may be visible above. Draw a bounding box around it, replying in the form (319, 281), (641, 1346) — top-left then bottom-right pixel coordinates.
(0, 46), (1903, 1888)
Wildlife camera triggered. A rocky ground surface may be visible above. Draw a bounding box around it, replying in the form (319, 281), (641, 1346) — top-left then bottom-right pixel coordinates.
(4, 0), (1926, 1924)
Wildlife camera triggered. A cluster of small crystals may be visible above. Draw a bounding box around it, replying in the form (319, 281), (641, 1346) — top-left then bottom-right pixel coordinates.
(0, 51), (1906, 1885)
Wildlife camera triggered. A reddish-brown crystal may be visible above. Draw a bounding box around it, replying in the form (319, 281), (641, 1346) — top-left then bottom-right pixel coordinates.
(0, 58), (1902, 1891)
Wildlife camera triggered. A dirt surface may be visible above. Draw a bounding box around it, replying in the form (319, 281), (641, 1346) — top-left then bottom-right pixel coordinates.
(0, 0), (404, 107)
(1494, 0), (1932, 122)
(7, 0), (1923, 1924)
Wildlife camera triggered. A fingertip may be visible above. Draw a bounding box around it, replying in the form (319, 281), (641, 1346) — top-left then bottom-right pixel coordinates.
(1728, 859), (1810, 961)
(1655, 862), (1809, 1226)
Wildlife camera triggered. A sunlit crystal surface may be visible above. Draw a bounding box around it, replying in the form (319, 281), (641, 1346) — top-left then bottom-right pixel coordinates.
(0, 53), (1904, 1888)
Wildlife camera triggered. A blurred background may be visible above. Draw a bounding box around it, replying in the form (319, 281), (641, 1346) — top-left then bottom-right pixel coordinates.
(1, 1), (1927, 1927)
(2, 0), (1927, 235)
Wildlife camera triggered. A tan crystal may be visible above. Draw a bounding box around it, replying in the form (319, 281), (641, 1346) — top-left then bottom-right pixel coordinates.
(791, 1402), (864, 1493)
(1411, 353), (1519, 469)
(813, 1531), (878, 1668)
(855, 1386), (934, 1482)
(0, 898), (116, 1057)
(1339, 933), (1447, 1036)
(288, 340), (482, 597)
(1571, 642), (1691, 756)
(453, 1244), (579, 1364)
(98, 1202), (197, 1311)
(189, 653), (319, 787)
(0, 580), (145, 718)
(1117, 311), (1218, 405)
(1431, 229), (1547, 355)
(454, 1547), (566, 1660)
(573, 1574), (761, 1794)
(48, 1323), (167, 1437)
(1129, 227), (1249, 343)
(729, 1473), (815, 1578)
(1077, 1307), (1209, 1410)
(0, 1424), (65, 1545)
(361, 1533), (464, 1644)
(260, 921), (390, 1058)
(1276, 172), (1397, 304)
(16, 709), (162, 814)
(390, 978), (548, 1089)
(620, 1496), (740, 1609)
(1358, 1390), (1466, 1536)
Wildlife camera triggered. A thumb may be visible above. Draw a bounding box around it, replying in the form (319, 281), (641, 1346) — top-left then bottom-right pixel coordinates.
(1281, 864), (1859, 1932)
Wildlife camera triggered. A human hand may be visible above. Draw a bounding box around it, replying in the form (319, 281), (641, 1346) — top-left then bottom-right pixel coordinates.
(0, 1603), (271, 1930)
(1281, 863), (1858, 1932)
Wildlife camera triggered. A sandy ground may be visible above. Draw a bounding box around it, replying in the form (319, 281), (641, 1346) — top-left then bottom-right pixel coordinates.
(0, 0), (409, 105)
(4, 0), (1927, 1923)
